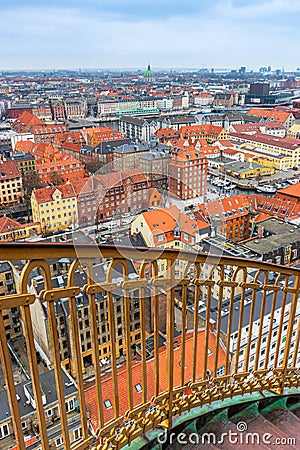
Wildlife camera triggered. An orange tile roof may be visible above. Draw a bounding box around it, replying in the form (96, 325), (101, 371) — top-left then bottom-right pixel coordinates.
(277, 182), (300, 199)
(12, 111), (44, 131)
(36, 157), (83, 171)
(33, 184), (76, 204)
(248, 194), (300, 220)
(170, 146), (206, 163)
(247, 108), (293, 123)
(141, 205), (203, 236)
(84, 330), (226, 429)
(14, 140), (35, 153)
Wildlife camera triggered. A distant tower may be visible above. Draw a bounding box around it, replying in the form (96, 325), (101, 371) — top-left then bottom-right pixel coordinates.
(144, 63), (155, 82)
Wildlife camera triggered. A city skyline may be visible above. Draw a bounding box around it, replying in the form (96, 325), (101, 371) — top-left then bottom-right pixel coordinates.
(0, 0), (299, 71)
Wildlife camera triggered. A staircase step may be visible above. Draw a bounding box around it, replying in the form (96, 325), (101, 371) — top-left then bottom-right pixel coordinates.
(290, 406), (300, 418)
(263, 408), (300, 436)
(243, 415), (298, 449)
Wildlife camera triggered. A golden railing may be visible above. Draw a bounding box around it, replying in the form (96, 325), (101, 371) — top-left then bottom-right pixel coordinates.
(0, 243), (299, 450)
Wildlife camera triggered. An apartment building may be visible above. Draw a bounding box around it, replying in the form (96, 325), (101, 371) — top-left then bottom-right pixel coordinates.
(0, 369), (82, 449)
(11, 111), (68, 144)
(242, 218), (300, 265)
(112, 143), (150, 172)
(82, 127), (123, 146)
(0, 261), (22, 341)
(30, 262), (145, 376)
(119, 116), (157, 142)
(228, 132), (300, 168)
(64, 99), (86, 119)
(51, 100), (66, 120)
(31, 184), (78, 233)
(139, 148), (171, 188)
(74, 170), (161, 225)
(131, 205), (210, 278)
(229, 121), (286, 137)
(195, 270), (300, 373)
(12, 151), (36, 177)
(196, 194), (251, 242)
(246, 107), (295, 130)
(0, 160), (24, 206)
(169, 146), (208, 200)
(179, 124), (227, 144)
(36, 158), (86, 186)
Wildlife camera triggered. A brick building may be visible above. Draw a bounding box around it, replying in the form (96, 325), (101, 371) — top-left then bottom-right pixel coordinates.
(169, 147), (208, 200)
(196, 194), (251, 242)
(73, 170), (162, 225)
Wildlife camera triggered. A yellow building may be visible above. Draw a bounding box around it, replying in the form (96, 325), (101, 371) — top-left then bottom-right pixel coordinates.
(238, 144), (293, 170)
(288, 123), (300, 140)
(179, 124), (227, 144)
(222, 160), (274, 179)
(31, 183), (78, 233)
(229, 132), (300, 168)
(0, 216), (41, 242)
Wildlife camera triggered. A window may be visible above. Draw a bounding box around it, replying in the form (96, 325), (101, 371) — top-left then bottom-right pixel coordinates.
(135, 383), (142, 393)
(73, 427), (82, 441)
(56, 437), (63, 447)
(216, 366), (225, 376)
(66, 398), (74, 412)
(104, 399), (112, 409)
(21, 421), (27, 429)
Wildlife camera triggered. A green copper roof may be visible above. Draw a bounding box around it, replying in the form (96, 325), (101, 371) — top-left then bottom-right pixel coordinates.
(144, 63), (154, 77)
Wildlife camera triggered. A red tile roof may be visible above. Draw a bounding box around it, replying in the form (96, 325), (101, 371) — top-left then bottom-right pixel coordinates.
(0, 216), (23, 233)
(197, 194), (250, 220)
(179, 124), (225, 137)
(84, 330), (226, 429)
(14, 140), (35, 153)
(0, 160), (21, 180)
(228, 132), (300, 151)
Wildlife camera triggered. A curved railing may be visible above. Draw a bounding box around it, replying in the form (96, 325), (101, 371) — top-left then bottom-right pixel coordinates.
(0, 243), (299, 450)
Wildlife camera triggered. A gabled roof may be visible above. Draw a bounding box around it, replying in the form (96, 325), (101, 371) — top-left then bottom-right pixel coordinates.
(0, 216), (23, 233)
(32, 183), (77, 204)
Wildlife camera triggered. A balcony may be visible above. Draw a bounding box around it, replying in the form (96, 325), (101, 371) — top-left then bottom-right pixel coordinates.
(0, 243), (299, 450)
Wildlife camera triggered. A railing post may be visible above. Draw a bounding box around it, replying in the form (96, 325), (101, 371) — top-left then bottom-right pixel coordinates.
(166, 258), (175, 428)
(281, 274), (300, 392)
(0, 311), (26, 450)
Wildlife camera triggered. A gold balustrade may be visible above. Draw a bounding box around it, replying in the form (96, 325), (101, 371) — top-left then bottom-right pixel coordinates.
(0, 243), (299, 450)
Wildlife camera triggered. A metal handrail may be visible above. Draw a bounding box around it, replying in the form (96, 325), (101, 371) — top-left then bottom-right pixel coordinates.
(0, 243), (299, 450)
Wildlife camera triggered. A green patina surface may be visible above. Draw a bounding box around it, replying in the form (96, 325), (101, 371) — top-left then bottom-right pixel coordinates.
(122, 389), (300, 450)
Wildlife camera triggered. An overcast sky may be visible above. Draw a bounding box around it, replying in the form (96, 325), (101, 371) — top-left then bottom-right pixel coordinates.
(0, 0), (299, 71)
